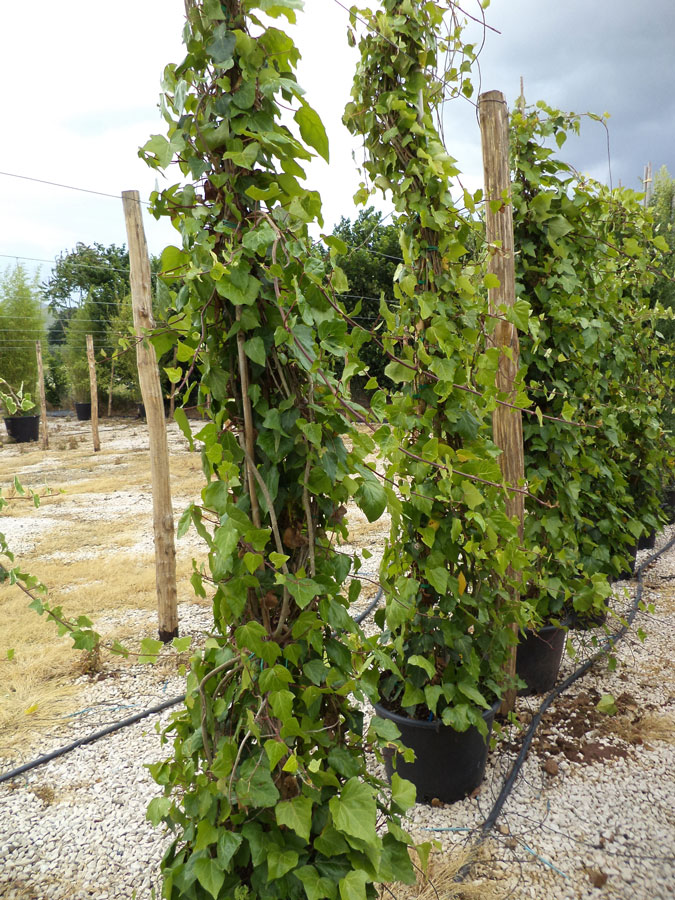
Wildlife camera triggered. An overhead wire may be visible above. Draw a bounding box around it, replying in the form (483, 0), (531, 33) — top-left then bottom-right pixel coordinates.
(0, 171), (151, 205)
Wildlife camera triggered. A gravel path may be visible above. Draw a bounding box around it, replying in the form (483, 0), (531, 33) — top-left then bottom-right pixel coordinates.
(1, 535), (673, 900)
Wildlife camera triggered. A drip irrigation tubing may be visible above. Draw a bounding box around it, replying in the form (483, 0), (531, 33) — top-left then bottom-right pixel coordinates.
(0, 588), (384, 786)
(445, 530), (675, 883)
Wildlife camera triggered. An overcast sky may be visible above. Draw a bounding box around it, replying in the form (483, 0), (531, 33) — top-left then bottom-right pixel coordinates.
(1, 0), (672, 283)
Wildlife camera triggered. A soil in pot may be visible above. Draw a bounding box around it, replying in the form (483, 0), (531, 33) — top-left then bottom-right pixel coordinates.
(515, 624), (566, 695)
(4, 415), (40, 443)
(75, 402), (92, 421)
(374, 700), (498, 804)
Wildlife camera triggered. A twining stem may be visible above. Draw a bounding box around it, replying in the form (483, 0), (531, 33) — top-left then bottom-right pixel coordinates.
(236, 306), (262, 528)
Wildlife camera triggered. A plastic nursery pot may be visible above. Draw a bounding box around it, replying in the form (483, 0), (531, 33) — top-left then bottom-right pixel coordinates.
(614, 544), (638, 582)
(565, 593), (609, 630)
(4, 415), (40, 443)
(374, 700), (499, 804)
(637, 530), (656, 552)
(662, 488), (675, 525)
(515, 624), (566, 695)
(74, 402), (92, 421)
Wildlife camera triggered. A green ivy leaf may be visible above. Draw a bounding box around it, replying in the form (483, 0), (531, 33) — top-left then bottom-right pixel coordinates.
(275, 795), (313, 841)
(354, 479), (386, 523)
(390, 773), (416, 812)
(296, 866), (337, 900)
(267, 847), (299, 880)
(295, 102), (330, 162)
(244, 336), (266, 366)
(339, 870), (368, 900)
(193, 858), (225, 899)
(328, 777), (377, 846)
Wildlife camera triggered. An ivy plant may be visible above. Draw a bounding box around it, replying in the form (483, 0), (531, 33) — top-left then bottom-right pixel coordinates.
(511, 102), (674, 624)
(139, 2), (421, 898)
(343, 0), (532, 733)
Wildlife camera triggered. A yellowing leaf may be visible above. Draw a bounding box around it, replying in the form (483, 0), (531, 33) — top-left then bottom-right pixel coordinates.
(24, 703), (38, 715)
(458, 571), (467, 596)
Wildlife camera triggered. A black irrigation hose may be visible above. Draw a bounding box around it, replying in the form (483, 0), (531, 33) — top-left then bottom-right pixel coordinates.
(0, 588), (385, 786)
(0, 694), (185, 786)
(478, 533), (675, 839)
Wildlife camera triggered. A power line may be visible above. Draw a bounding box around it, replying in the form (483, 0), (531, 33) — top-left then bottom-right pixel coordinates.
(0, 171), (151, 204)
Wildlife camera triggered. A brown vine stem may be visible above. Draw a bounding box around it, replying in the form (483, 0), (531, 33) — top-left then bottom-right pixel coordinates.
(236, 440), (292, 640)
(236, 305), (262, 529)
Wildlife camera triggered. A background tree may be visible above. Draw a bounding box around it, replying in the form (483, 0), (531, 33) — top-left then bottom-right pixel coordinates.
(0, 264), (46, 406)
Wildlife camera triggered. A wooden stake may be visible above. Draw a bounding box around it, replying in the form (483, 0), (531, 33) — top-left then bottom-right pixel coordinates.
(122, 189), (178, 642)
(479, 90), (525, 715)
(86, 334), (101, 452)
(35, 341), (48, 450)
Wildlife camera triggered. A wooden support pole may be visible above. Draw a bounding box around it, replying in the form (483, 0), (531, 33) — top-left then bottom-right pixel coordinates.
(479, 90), (525, 715)
(86, 334), (101, 453)
(122, 189), (178, 642)
(35, 341), (48, 451)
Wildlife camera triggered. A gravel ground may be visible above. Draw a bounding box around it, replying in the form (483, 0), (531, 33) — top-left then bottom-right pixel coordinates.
(1, 434), (673, 899)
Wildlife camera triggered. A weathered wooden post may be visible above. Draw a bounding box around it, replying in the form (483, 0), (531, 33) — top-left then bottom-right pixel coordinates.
(479, 90), (525, 714)
(122, 189), (178, 642)
(85, 334), (101, 452)
(35, 341), (48, 451)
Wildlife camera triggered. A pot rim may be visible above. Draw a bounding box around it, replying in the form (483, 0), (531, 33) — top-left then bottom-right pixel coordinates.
(373, 697), (500, 730)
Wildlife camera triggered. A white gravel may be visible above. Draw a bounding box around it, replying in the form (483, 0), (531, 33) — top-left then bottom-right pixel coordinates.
(1, 496), (674, 898)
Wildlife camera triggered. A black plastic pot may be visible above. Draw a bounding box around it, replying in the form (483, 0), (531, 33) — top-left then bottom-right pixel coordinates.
(566, 599), (608, 630)
(4, 415), (40, 443)
(75, 402), (92, 421)
(515, 625), (566, 695)
(637, 529), (656, 551)
(374, 700), (498, 804)
(662, 488), (675, 525)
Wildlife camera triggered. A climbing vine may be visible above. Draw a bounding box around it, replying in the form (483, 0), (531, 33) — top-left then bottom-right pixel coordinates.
(511, 102), (674, 624)
(140, 2), (420, 898)
(344, 0), (531, 731)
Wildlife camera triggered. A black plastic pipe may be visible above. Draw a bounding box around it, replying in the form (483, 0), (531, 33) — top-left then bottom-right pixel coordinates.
(0, 588), (385, 786)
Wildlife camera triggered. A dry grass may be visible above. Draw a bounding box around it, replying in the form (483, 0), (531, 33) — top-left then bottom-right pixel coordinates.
(380, 847), (505, 900)
(602, 711), (675, 746)
(0, 419), (208, 754)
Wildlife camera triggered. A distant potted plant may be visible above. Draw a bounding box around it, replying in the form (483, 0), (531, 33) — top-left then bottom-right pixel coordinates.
(66, 356), (92, 420)
(0, 263), (45, 440)
(0, 379), (39, 442)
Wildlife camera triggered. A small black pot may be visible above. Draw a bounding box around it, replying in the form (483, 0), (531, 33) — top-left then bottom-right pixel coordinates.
(75, 402), (92, 421)
(637, 529), (656, 551)
(516, 625), (566, 695)
(614, 543), (637, 582)
(662, 488), (675, 525)
(4, 415), (40, 443)
(374, 700), (498, 804)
